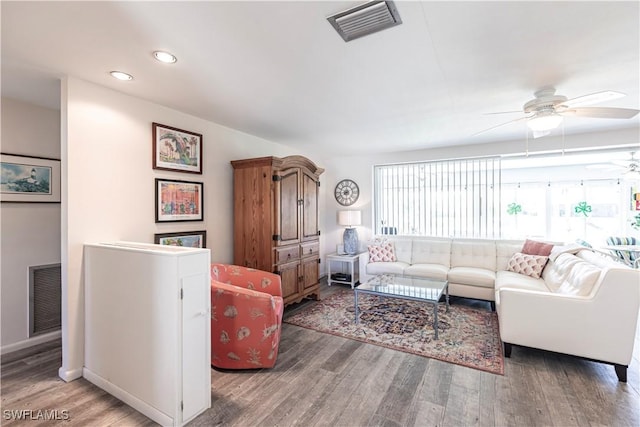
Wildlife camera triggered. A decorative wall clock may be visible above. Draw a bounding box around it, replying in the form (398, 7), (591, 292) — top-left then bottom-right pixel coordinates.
(335, 179), (359, 206)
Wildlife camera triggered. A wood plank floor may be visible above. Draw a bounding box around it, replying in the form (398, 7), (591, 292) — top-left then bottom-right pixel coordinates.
(2, 281), (639, 426)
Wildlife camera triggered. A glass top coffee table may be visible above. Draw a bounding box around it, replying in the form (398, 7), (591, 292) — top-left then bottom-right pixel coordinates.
(354, 274), (449, 339)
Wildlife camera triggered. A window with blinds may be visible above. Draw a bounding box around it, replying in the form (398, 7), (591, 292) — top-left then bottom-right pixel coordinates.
(373, 157), (501, 238)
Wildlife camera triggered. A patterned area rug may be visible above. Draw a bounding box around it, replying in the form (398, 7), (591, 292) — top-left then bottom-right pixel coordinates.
(284, 290), (504, 375)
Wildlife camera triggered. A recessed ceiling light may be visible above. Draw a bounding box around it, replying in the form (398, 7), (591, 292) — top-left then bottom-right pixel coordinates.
(153, 51), (177, 64)
(110, 71), (133, 81)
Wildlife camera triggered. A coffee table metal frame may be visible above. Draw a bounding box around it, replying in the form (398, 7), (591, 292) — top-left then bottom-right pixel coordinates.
(354, 274), (449, 339)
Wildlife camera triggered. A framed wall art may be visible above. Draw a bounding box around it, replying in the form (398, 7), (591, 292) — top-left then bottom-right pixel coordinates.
(152, 122), (203, 174)
(1, 153), (61, 203)
(155, 178), (203, 222)
(154, 230), (207, 248)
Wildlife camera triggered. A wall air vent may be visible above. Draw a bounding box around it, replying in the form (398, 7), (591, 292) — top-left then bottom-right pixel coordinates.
(29, 263), (62, 336)
(327, 1), (402, 42)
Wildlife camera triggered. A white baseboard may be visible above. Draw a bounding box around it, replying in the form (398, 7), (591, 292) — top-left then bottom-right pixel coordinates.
(0, 330), (61, 355)
(83, 368), (173, 426)
(58, 366), (83, 382)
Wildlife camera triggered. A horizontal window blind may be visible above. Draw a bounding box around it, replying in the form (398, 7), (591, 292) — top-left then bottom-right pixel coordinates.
(373, 157), (501, 238)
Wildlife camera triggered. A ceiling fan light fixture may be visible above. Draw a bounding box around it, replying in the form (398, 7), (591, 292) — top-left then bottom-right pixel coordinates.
(527, 113), (563, 132)
(623, 163), (640, 180)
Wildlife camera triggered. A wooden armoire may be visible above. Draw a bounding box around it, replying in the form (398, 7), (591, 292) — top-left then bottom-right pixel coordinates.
(230, 155), (324, 306)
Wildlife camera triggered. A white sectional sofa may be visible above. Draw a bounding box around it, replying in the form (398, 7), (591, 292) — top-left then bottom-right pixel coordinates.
(361, 236), (524, 304)
(496, 249), (640, 382)
(361, 236), (640, 381)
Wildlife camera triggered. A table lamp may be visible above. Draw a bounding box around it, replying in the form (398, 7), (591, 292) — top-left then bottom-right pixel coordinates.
(338, 210), (361, 255)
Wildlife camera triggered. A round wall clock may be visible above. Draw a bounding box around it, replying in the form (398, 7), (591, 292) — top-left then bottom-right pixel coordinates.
(335, 179), (360, 206)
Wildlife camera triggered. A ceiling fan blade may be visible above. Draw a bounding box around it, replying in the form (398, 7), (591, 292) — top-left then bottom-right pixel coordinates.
(472, 116), (528, 137)
(623, 169), (640, 179)
(561, 90), (626, 108)
(483, 110), (522, 115)
(561, 107), (640, 119)
(611, 160), (633, 167)
(586, 164), (624, 170)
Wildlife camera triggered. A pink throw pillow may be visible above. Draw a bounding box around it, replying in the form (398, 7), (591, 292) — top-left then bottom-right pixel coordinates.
(368, 242), (397, 262)
(522, 239), (554, 256)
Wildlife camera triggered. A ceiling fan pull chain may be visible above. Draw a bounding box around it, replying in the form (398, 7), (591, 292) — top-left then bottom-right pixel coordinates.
(561, 120), (565, 156)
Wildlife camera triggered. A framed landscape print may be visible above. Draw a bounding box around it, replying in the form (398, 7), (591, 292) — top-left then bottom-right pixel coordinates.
(152, 122), (203, 174)
(155, 230), (207, 248)
(155, 178), (203, 222)
(1, 153), (61, 203)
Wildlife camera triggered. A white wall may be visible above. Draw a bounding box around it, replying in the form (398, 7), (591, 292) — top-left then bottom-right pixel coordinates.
(1, 97), (62, 352)
(59, 77), (324, 380)
(317, 127), (640, 259)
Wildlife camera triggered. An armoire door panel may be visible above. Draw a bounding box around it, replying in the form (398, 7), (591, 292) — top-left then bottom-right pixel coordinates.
(278, 261), (300, 301)
(277, 169), (300, 246)
(301, 256), (319, 290)
(301, 171), (320, 241)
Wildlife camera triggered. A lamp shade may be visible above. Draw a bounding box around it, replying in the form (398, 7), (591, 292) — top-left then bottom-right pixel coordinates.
(338, 210), (361, 227)
(527, 113), (563, 132)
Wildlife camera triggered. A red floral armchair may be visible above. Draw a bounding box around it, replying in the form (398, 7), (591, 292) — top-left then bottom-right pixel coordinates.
(210, 263), (284, 369)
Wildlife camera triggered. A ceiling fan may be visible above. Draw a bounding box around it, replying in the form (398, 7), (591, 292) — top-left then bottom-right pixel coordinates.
(475, 87), (640, 138)
(587, 152), (640, 179)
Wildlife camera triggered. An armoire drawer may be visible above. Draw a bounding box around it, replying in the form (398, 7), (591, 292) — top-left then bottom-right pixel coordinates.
(300, 242), (320, 257)
(275, 245), (300, 264)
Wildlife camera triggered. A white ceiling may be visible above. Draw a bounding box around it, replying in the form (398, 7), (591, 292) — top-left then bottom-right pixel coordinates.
(2, 1), (639, 156)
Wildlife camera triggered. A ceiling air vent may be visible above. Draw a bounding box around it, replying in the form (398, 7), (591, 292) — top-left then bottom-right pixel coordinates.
(327, 1), (402, 42)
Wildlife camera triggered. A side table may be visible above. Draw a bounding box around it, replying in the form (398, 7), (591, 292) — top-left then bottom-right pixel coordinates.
(327, 252), (364, 289)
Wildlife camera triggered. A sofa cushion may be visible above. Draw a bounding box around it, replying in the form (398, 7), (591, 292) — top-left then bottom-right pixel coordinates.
(556, 261), (601, 296)
(451, 240), (496, 270)
(448, 266), (495, 288)
(506, 252), (548, 279)
(404, 263), (448, 281)
(548, 243), (584, 261)
(411, 239), (451, 267)
(368, 242), (397, 262)
(522, 239), (554, 256)
(388, 238), (413, 264)
(496, 240), (525, 271)
(495, 270), (549, 292)
(367, 261), (409, 276)
(542, 253), (583, 292)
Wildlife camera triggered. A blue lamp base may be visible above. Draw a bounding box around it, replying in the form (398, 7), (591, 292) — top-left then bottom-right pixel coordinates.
(343, 227), (359, 255)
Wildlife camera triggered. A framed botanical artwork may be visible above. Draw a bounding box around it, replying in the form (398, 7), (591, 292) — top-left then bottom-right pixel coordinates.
(1, 153), (61, 203)
(152, 122), (203, 174)
(154, 230), (207, 248)
(155, 178), (204, 222)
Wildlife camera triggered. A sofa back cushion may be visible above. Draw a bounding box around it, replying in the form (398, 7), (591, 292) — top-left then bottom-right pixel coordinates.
(451, 239), (496, 270)
(556, 261), (602, 296)
(542, 253), (582, 292)
(411, 238), (451, 267)
(386, 237), (413, 264)
(496, 240), (525, 270)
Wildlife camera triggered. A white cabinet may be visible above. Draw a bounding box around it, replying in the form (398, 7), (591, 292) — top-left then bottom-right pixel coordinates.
(83, 242), (211, 426)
